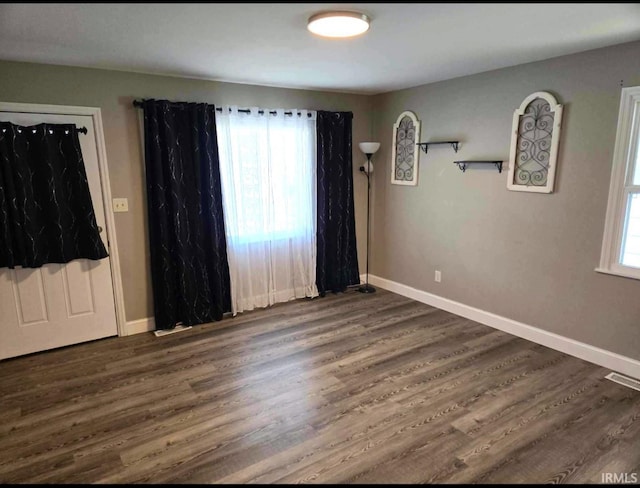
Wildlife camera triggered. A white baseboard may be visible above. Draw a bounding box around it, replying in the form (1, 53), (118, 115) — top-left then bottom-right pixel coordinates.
(124, 312), (233, 336)
(366, 274), (640, 380)
(123, 274), (640, 378)
(125, 317), (155, 336)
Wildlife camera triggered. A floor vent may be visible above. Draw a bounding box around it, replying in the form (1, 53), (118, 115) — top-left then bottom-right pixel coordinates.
(153, 325), (192, 337)
(605, 372), (640, 391)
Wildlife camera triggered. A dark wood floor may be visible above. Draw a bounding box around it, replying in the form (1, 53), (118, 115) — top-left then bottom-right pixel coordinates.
(1, 289), (639, 484)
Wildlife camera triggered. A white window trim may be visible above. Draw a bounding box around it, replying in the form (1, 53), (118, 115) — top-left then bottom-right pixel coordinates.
(597, 85), (640, 281)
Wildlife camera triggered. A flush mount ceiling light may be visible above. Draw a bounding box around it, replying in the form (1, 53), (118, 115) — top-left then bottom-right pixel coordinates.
(307, 11), (370, 38)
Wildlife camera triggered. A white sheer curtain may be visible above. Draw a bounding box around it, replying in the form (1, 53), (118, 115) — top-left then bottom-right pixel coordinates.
(216, 106), (318, 314)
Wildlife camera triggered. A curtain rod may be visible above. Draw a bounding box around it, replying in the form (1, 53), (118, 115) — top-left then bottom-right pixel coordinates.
(0, 125), (87, 135)
(132, 99), (313, 117)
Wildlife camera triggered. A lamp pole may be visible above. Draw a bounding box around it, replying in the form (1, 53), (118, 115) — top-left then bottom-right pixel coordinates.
(358, 153), (375, 294)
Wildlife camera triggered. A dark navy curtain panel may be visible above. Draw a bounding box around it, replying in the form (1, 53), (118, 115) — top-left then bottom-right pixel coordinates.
(315, 111), (360, 294)
(0, 122), (108, 269)
(141, 99), (231, 330)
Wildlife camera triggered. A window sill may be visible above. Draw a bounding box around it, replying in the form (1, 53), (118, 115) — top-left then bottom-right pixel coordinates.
(595, 267), (640, 281)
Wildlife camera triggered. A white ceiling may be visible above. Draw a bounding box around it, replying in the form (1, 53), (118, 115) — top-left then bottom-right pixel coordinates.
(1, 3), (639, 95)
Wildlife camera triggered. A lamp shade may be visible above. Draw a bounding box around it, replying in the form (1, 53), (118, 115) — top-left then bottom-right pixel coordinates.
(359, 142), (380, 155)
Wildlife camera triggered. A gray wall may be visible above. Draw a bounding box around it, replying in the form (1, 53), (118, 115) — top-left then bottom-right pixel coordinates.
(2, 40), (639, 360)
(370, 41), (640, 360)
(0, 61), (373, 322)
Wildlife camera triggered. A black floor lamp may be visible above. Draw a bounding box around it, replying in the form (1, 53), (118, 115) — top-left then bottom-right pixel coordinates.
(358, 141), (380, 294)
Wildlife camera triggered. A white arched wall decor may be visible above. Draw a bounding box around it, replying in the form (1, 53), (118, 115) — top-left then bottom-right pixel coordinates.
(507, 91), (563, 193)
(391, 110), (421, 186)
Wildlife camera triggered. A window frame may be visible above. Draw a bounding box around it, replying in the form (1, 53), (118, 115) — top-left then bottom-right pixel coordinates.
(597, 85), (640, 281)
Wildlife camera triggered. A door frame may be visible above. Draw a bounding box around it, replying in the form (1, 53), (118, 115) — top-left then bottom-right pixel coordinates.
(0, 101), (127, 337)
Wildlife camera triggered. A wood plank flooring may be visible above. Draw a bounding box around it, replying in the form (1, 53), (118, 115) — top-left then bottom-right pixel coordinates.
(1, 289), (639, 484)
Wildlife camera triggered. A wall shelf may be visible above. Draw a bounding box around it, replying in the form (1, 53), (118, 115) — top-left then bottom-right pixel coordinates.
(416, 141), (459, 154)
(454, 160), (503, 173)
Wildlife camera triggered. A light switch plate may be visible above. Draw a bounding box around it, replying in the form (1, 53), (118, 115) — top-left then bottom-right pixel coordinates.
(113, 198), (129, 213)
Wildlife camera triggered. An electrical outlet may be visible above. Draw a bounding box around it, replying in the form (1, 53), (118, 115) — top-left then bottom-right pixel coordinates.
(113, 198), (129, 213)
(435, 270), (442, 283)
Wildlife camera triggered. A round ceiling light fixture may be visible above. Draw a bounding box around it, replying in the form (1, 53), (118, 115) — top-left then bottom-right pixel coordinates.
(307, 11), (370, 38)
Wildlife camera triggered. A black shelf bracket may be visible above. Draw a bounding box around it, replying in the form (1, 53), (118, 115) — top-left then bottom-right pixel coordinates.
(416, 141), (459, 155)
(454, 160), (503, 173)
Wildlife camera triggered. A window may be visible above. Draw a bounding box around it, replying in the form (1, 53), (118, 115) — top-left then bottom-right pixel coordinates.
(216, 107), (316, 244)
(215, 106), (318, 314)
(598, 86), (640, 280)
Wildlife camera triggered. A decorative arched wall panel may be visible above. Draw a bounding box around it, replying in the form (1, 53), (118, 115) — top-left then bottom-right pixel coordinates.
(507, 91), (563, 193)
(391, 110), (421, 186)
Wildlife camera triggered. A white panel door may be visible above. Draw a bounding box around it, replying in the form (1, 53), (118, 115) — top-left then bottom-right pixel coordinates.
(0, 111), (117, 360)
